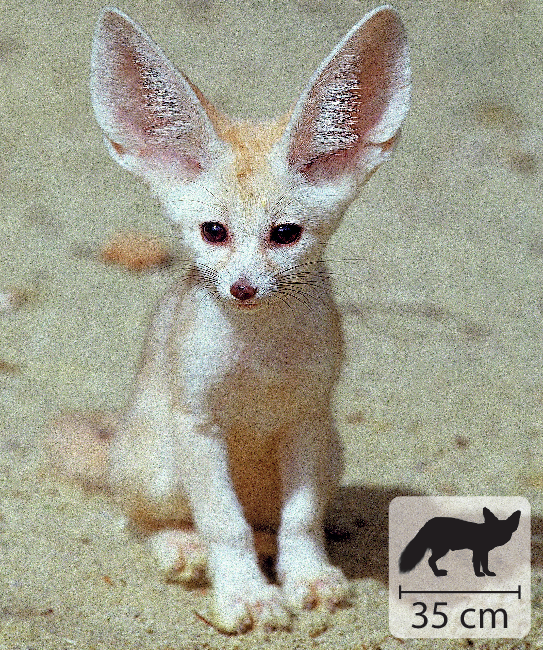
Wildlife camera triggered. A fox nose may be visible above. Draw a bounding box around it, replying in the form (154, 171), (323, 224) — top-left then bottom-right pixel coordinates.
(230, 279), (257, 301)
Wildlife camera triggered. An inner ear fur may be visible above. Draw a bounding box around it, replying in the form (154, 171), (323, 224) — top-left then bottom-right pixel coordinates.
(284, 6), (410, 184)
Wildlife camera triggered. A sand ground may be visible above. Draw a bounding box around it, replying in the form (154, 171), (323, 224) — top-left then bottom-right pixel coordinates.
(1, 0), (543, 648)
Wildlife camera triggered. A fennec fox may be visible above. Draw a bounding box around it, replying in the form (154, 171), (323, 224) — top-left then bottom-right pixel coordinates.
(52, 5), (409, 633)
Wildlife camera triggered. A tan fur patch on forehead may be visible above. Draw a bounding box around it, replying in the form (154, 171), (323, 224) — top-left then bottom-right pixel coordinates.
(215, 116), (290, 183)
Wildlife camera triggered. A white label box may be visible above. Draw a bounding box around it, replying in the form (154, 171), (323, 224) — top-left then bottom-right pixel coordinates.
(389, 496), (531, 638)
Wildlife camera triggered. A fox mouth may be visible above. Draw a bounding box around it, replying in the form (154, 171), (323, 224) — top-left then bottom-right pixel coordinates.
(228, 294), (267, 310)
(232, 300), (261, 310)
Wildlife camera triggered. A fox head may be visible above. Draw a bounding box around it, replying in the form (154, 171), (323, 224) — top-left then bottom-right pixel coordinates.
(90, 5), (410, 309)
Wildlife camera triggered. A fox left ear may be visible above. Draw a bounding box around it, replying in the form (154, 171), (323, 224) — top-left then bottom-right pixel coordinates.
(483, 507), (498, 522)
(281, 5), (410, 185)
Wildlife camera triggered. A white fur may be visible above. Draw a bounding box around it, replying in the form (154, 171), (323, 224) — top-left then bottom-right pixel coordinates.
(88, 4), (410, 633)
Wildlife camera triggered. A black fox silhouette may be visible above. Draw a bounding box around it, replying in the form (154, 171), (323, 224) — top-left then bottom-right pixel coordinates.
(399, 507), (521, 577)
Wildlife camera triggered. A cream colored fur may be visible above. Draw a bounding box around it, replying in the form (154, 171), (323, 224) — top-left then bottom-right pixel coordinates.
(52, 5), (410, 633)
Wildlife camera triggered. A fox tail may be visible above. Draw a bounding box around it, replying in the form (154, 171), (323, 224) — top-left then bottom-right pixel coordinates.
(399, 527), (429, 573)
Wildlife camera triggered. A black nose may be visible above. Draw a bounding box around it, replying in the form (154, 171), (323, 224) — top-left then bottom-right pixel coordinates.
(230, 280), (257, 301)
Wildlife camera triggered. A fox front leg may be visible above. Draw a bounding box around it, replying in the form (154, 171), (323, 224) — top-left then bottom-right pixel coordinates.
(173, 421), (291, 633)
(276, 418), (350, 612)
(473, 551), (495, 577)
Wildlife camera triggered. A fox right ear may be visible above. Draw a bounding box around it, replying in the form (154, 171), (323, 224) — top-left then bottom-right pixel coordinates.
(90, 7), (224, 185)
(508, 510), (521, 531)
(281, 5), (410, 186)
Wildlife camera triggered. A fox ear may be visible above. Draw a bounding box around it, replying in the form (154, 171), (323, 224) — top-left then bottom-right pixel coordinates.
(483, 507), (498, 522)
(508, 510), (521, 531)
(90, 7), (223, 184)
(282, 5), (410, 185)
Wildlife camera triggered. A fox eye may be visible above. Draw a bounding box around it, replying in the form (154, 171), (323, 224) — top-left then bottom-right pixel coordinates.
(201, 221), (228, 244)
(270, 223), (302, 246)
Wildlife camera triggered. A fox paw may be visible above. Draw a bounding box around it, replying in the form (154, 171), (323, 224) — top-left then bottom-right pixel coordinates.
(282, 565), (350, 612)
(149, 529), (207, 584)
(199, 582), (291, 634)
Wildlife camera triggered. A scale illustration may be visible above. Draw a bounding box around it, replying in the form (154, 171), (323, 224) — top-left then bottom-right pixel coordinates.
(399, 507), (521, 578)
(389, 497), (530, 639)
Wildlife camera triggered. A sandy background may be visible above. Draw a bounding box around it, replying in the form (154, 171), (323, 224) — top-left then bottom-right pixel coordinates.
(1, 0), (543, 648)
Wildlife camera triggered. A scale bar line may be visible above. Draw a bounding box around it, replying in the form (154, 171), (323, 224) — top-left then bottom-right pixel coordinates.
(399, 585), (521, 599)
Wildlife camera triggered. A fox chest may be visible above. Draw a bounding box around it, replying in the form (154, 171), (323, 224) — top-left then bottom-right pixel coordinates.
(173, 316), (339, 429)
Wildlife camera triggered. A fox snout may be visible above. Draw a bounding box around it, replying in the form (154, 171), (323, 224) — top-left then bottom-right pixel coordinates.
(220, 267), (273, 306)
(201, 257), (276, 306)
(230, 279), (257, 302)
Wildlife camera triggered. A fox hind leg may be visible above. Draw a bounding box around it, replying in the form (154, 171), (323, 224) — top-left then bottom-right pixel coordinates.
(428, 547), (449, 576)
